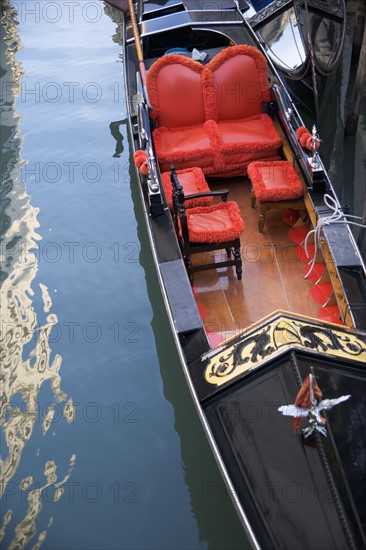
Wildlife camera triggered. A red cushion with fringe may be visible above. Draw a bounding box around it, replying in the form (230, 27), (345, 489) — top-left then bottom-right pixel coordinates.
(147, 55), (205, 128)
(247, 160), (304, 201)
(205, 45), (272, 121)
(153, 122), (216, 172)
(218, 115), (280, 147)
(186, 201), (244, 243)
(161, 167), (212, 210)
(216, 115), (282, 175)
(208, 157), (280, 178)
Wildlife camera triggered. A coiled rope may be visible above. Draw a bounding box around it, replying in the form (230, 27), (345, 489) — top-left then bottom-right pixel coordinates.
(304, 193), (366, 279)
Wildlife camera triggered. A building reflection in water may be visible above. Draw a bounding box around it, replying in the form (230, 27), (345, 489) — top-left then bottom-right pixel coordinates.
(0, 2), (75, 547)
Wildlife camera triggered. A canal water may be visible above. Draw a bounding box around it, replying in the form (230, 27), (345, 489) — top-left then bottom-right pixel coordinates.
(0, 1), (364, 550)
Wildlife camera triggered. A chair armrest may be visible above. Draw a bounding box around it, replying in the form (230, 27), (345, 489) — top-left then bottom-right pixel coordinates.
(185, 189), (229, 202)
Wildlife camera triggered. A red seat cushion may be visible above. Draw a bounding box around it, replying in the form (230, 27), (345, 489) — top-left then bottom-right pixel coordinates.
(216, 115), (282, 175)
(161, 168), (212, 210)
(218, 115), (280, 146)
(247, 160), (304, 201)
(153, 122), (215, 172)
(186, 201), (244, 243)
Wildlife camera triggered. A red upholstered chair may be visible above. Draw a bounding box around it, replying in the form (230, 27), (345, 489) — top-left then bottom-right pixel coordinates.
(205, 45), (282, 176)
(247, 160), (304, 232)
(161, 167), (213, 210)
(170, 166), (244, 283)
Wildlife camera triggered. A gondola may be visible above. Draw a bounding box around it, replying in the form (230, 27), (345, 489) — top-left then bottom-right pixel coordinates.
(105, 1), (366, 548)
(242, 0), (347, 118)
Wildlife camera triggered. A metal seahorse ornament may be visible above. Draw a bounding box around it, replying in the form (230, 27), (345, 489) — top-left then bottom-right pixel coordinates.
(278, 369), (351, 439)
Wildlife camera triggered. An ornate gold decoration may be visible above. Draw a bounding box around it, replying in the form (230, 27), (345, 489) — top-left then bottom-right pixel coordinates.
(205, 314), (366, 386)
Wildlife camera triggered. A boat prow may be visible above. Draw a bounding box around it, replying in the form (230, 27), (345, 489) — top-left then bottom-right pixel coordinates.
(196, 312), (366, 549)
(192, 310), (366, 398)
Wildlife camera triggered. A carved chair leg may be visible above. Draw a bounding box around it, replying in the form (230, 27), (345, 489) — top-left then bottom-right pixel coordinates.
(258, 210), (265, 233)
(250, 189), (256, 208)
(234, 246), (242, 280)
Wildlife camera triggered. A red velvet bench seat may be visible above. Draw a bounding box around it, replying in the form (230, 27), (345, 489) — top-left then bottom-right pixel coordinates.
(247, 160), (304, 232)
(147, 45), (282, 177)
(161, 167), (213, 210)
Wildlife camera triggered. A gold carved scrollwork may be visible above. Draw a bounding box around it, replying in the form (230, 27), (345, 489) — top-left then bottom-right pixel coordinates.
(205, 315), (366, 386)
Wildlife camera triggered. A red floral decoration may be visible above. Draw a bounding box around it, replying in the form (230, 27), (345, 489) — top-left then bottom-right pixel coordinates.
(133, 150), (149, 176)
(299, 132), (311, 147)
(296, 126), (320, 152)
(295, 126), (309, 139)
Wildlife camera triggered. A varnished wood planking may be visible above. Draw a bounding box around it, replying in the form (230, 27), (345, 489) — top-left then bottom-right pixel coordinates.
(193, 178), (324, 330)
(273, 245), (320, 318)
(193, 269), (237, 332)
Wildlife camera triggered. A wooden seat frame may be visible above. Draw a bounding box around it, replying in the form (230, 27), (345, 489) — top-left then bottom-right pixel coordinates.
(250, 191), (305, 233)
(248, 161), (305, 232)
(170, 166), (243, 284)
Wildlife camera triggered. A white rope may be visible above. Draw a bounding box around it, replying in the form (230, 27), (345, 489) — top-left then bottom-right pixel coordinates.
(304, 193), (366, 279)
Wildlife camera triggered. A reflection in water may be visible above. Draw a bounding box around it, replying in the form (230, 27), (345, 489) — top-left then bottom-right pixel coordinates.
(259, 8), (307, 73)
(0, 2), (75, 547)
(104, 2), (123, 45)
(109, 120), (125, 158)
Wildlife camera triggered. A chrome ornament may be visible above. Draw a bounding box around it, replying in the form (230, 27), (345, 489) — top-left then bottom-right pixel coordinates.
(307, 125), (321, 169)
(278, 372), (351, 439)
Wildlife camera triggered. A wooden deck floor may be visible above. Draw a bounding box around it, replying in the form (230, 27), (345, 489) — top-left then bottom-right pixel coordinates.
(191, 177), (322, 341)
